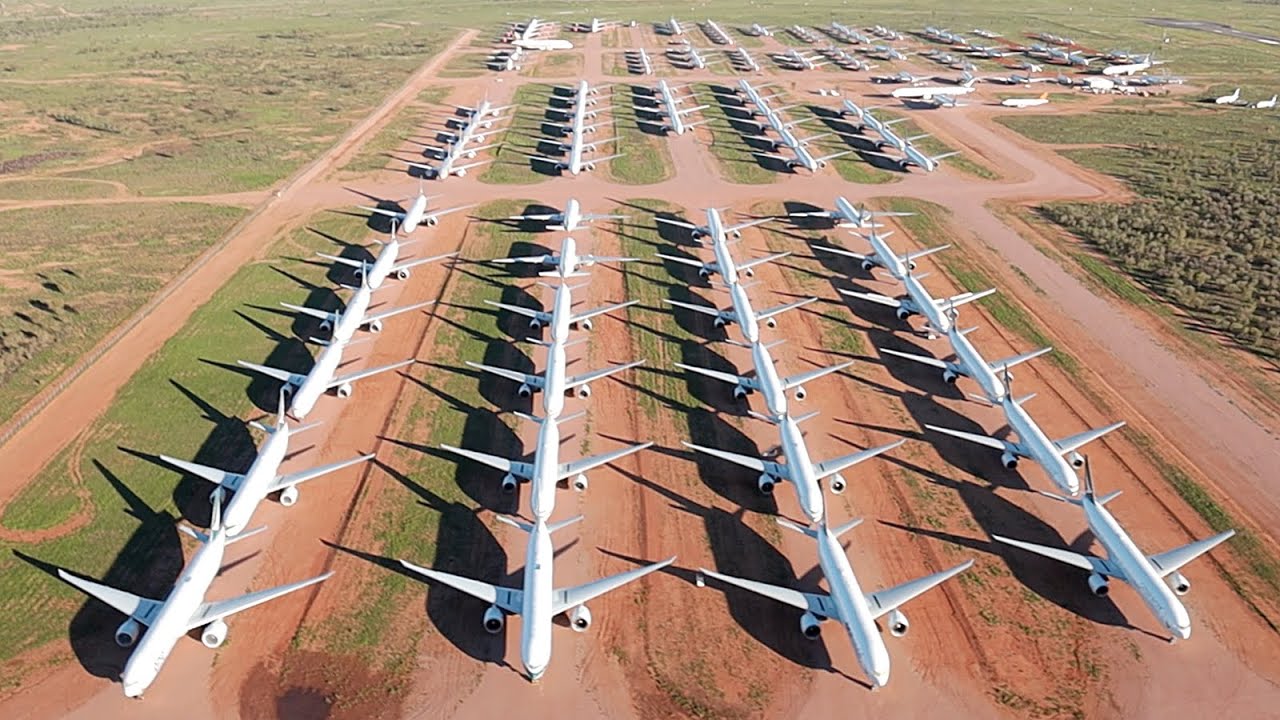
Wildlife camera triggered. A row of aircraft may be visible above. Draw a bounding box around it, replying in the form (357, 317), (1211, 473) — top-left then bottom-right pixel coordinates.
(813, 207), (1235, 644)
(528, 80), (624, 175)
(36, 199), (478, 696)
(656, 206), (973, 688)
(398, 98), (510, 180)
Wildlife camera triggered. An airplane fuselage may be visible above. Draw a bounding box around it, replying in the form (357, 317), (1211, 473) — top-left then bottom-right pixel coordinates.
(903, 274), (951, 334)
(547, 285), (574, 342)
(541, 342), (569, 418)
(330, 284), (374, 343)
(833, 196), (872, 228)
(288, 338), (347, 420)
(728, 283), (761, 342)
(948, 327), (1005, 402)
(815, 525), (892, 686)
(866, 232), (908, 279)
(1002, 398), (1080, 494)
(554, 236), (582, 276)
(777, 415), (825, 523)
(529, 419), (561, 520)
(559, 199), (583, 231)
(402, 193), (428, 232)
(519, 520), (555, 680)
(751, 342), (789, 417)
(364, 240), (400, 290)
(221, 428), (290, 535)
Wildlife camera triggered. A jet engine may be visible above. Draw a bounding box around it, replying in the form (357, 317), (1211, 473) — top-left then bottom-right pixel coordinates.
(336, 383), (353, 398)
(580, 318), (594, 331)
(427, 216), (439, 226)
(1067, 451), (1085, 469)
(744, 267), (755, 278)
(733, 385), (749, 399)
(1087, 572), (1110, 597)
(201, 619), (228, 649)
(697, 267), (711, 278)
(830, 473), (847, 494)
(731, 230), (743, 239)
(572, 474), (589, 492)
(368, 319), (383, 334)
(501, 473), (518, 494)
(483, 605), (505, 634)
(861, 260), (876, 272)
(456, 168), (468, 177)
(800, 611), (822, 639)
(817, 160), (828, 168)
(584, 162), (596, 171)
(793, 385), (807, 401)
(765, 317), (778, 328)
(319, 319), (333, 332)
(942, 368), (960, 384)
(713, 316), (728, 328)
(888, 609), (909, 637)
(1169, 571), (1190, 596)
(529, 318), (543, 329)
(1000, 451), (1019, 470)
(518, 383), (533, 398)
(568, 604), (592, 632)
(576, 384), (591, 398)
(396, 268), (411, 280)
(758, 474), (777, 494)
(280, 485), (299, 507)
(115, 618), (141, 648)
(895, 307), (912, 321)
(464, 150), (477, 159)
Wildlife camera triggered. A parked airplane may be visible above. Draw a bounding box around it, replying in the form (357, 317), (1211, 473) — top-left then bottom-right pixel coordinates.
(1102, 55), (1160, 76)
(813, 229), (948, 281)
(489, 236), (635, 278)
(880, 322), (1052, 403)
(358, 190), (472, 233)
(316, 225), (456, 290)
(157, 393), (372, 534)
(744, 23), (774, 37)
(665, 283), (815, 342)
(1215, 87), (1241, 105)
(51, 493), (332, 697)
(468, 341), (643, 418)
(636, 79), (713, 135)
(699, 516), (971, 687)
(784, 197), (911, 229)
(440, 411), (650, 512)
(569, 18), (616, 33)
(656, 208), (773, 244)
(1001, 92), (1050, 108)
(512, 38), (574, 51)
(838, 272), (994, 337)
(459, 97), (516, 127)
(237, 340), (414, 420)
(401, 514), (673, 681)
(925, 373), (1125, 494)
(403, 146), (495, 179)
(676, 339), (852, 417)
(993, 458), (1235, 640)
(890, 80), (977, 100)
(1254, 94), (1278, 109)
(655, 237), (785, 285)
(486, 281), (636, 340)
(899, 143), (961, 173)
(504, 198), (624, 233)
(757, 142), (851, 173)
(666, 16), (684, 35)
(687, 411), (903, 520)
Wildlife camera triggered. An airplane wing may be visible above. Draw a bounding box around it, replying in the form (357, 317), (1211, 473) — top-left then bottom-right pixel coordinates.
(571, 300), (638, 325)
(813, 439), (907, 480)
(237, 360), (307, 388)
(904, 245), (951, 263)
(812, 243), (869, 262)
(280, 303), (337, 323)
(663, 299), (723, 318)
(654, 217), (700, 231)
(1052, 422), (1126, 456)
(551, 556), (677, 615)
(580, 213), (627, 222)
(557, 442), (653, 480)
(185, 572), (333, 631)
(879, 347), (953, 371)
(156, 455), (244, 492)
(581, 254), (638, 264)
(270, 453), (375, 493)
(697, 568), (836, 618)
(682, 441), (789, 479)
(358, 206), (406, 220)
(423, 203), (476, 222)
(466, 360), (542, 389)
(399, 560), (523, 614)
(780, 360), (854, 392)
(564, 360), (645, 391)
(390, 251), (458, 275)
(865, 560), (974, 620)
(56, 569), (164, 625)
(326, 358), (416, 391)
(490, 254), (554, 265)
(757, 296), (818, 322)
(992, 535), (1120, 578)
(935, 287), (996, 310)
(988, 346), (1053, 371)
(654, 253), (709, 269)
(785, 210), (835, 219)
(450, 159), (494, 175)
(363, 300), (435, 327)
(1147, 531), (1236, 577)
(836, 288), (902, 309)
(484, 300), (547, 321)
(924, 424), (1018, 453)
(317, 252), (365, 269)
(737, 251), (791, 274)
(507, 212), (559, 221)
(814, 150), (853, 164)
(440, 444), (533, 479)
(724, 216), (775, 234)
(673, 362), (756, 390)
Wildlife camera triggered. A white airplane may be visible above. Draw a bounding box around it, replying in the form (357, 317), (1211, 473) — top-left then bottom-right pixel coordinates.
(1002, 92), (1050, 108)
(880, 322), (1051, 403)
(401, 514), (673, 681)
(51, 493), (331, 697)
(440, 411), (651, 510)
(676, 338), (852, 417)
(758, 142), (851, 173)
(281, 271), (433, 344)
(925, 373), (1125, 494)
(890, 81), (977, 100)
(569, 18), (615, 33)
(656, 239), (787, 285)
(486, 281), (636, 340)
(656, 207), (773, 243)
(989, 72), (1047, 86)
(899, 143), (961, 173)
(666, 16), (684, 35)
(1102, 55), (1160, 76)
(357, 190), (473, 233)
(993, 458), (1235, 640)
(636, 80), (712, 136)
(237, 339), (414, 420)
(404, 146), (495, 180)
(814, 229), (948, 281)
(459, 97), (516, 127)
(665, 283), (816, 342)
(699, 516), (972, 687)
(687, 410), (903, 520)
(157, 393), (373, 534)
(468, 339), (643, 418)
(503, 198), (625, 232)
(1214, 87), (1242, 105)
(488, 236), (635, 278)
(316, 225), (456, 290)
(512, 38), (574, 51)
(873, 123), (928, 155)
(784, 197), (910, 229)
(1252, 94), (1277, 109)
(840, 272), (994, 337)
(745, 23), (773, 37)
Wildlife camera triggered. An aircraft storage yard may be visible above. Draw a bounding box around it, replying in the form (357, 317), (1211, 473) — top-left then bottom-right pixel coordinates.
(2, 2), (1280, 719)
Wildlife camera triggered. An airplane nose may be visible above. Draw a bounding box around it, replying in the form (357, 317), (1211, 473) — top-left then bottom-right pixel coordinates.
(526, 665), (546, 683)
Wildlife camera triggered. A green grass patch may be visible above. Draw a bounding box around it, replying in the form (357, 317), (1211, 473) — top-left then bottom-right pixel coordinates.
(0, 178), (119, 201)
(343, 86), (451, 173)
(477, 83), (559, 185)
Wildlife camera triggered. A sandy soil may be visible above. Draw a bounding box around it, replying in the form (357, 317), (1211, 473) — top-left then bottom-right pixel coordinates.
(3, 21), (1280, 720)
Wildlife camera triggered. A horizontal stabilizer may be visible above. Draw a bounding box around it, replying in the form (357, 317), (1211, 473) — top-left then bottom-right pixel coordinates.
(157, 455), (243, 492)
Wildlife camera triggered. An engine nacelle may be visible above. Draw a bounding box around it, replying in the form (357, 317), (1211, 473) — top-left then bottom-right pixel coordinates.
(895, 307), (912, 321)
(427, 216), (439, 226)
(1169, 571), (1190, 596)
(501, 473), (518, 494)
(576, 384), (591, 398)
(396, 268), (411, 280)
(861, 260), (876, 272)
(319, 319), (333, 332)
(279, 485), (299, 507)
(713, 316), (728, 328)
(1067, 451), (1085, 469)
(830, 473), (847, 494)
(744, 267), (755, 278)
(907, 260), (918, 271)
(282, 384), (296, 398)
(1087, 572), (1110, 597)
(800, 611), (821, 639)
(572, 473), (588, 492)
(942, 368), (960, 384)
(368, 319), (384, 334)
(765, 317), (778, 328)
(529, 318), (543, 329)
(585, 162), (597, 171)
(201, 619), (228, 649)
(732, 385), (749, 399)
(793, 385), (807, 401)
(697, 267), (711, 278)
(888, 609), (909, 637)
(456, 168), (468, 177)
(464, 150), (477, 159)
(115, 618), (141, 648)
(517, 383), (533, 398)
(817, 160), (828, 168)
(758, 474), (776, 494)
(483, 605), (505, 634)
(1001, 451), (1019, 470)
(732, 230), (743, 239)
(336, 382), (353, 399)
(568, 604), (592, 632)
